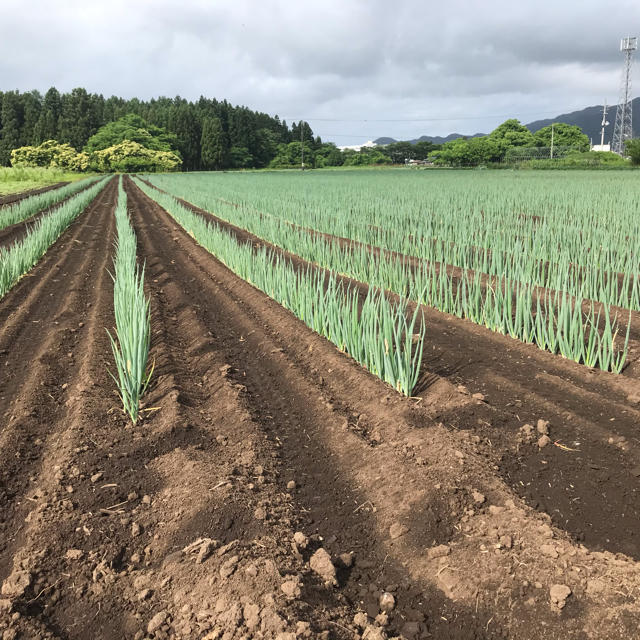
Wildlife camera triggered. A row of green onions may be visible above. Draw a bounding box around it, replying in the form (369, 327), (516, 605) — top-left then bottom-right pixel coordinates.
(133, 177), (425, 396)
(0, 177), (109, 299)
(107, 178), (153, 423)
(147, 171), (640, 312)
(0, 176), (100, 231)
(145, 172), (632, 373)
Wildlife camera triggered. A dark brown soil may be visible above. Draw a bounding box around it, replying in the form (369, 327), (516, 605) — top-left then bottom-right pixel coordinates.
(0, 182), (69, 207)
(0, 176), (639, 640)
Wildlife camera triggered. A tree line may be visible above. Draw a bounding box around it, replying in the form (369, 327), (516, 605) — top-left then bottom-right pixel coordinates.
(1, 87), (606, 172)
(0, 87), (319, 170)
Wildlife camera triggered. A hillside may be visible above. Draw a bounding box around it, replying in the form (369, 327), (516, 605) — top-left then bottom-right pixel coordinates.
(526, 98), (639, 142)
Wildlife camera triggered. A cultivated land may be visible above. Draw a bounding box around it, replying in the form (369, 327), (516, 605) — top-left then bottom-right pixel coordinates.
(0, 170), (639, 640)
(0, 168), (87, 199)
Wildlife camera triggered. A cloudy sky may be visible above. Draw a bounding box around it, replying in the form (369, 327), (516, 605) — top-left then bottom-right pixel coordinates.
(2, 0), (639, 144)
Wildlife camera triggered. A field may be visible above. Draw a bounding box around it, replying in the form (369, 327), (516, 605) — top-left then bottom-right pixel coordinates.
(0, 167), (86, 200)
(0, 169), (639, 640)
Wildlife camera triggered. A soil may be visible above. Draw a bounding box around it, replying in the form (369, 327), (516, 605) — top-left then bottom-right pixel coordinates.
(0, 175), (638, 640)
(0, 183), (69, 207)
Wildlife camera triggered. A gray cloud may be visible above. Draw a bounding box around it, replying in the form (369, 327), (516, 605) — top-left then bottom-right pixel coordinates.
(1, 0), (639, 143)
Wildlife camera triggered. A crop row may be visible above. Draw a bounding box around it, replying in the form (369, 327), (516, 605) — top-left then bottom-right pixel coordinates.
(0, 177), (109, 299)
(133, 177), (425, 395)
(0, 176), (100, 231)
(147, 171), (640, 313)
(143, 175), (630, 373)
(107, 178), (153, 423)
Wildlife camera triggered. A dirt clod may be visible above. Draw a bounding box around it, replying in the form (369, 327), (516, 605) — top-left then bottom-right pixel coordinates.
(281, 576), (302, 599)
(354, 612), (369, 628)
(147, 610), (169, 634)
(309, 548), (336, 585)
(549, 584), (572, 609)
(293, 531), (308, 548)
(540, 544), (559, 558)
(537, 419), (550, 435)
(1, 570), (31, 598)
(427, 544), (450, 559)
(362, 625), (387, 640)
(538, 435), (551, 448)
(379, 591), (396, 612)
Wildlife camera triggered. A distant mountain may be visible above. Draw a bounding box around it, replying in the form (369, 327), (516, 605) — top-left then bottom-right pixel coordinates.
(374, 99), (640, 146)
(525, 98), (639, 143)
(374, 132), (485, 145)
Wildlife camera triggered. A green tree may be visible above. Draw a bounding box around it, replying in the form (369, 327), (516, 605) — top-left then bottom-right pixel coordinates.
(413, 140), (439, 159)
(21, 90), (42, 146)
(85, 113), (178, 153)
(269, 141), (315, 168)
(252, 128), (278, 168)
(342, 147), (390, 166)
(532, 123), (590, 151)
(315, 142), (344, 166)
(433, 136), (502, 166)
(488, 119), (535, 150)
(169, 103), (201, 170)
(57, 88), (99, 150)
(200, 117), (230, 169)
(0, 91), (24, 165)
(625, 139), (640, 164)
(91, 140), (181, 172)
(384, 141), (415, 163)
(34, 88), (61, 143)
(11, 139), (89, 171)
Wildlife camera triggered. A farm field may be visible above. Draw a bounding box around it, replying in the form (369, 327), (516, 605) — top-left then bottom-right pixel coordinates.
(0, 167), (87, 200)
(0, 169), (639, 640)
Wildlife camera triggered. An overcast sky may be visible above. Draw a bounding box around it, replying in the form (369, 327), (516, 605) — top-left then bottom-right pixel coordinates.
(2, 0), (639, 144)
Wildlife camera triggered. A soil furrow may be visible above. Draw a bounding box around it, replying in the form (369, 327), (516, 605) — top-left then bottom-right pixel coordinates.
(136, 178), (640, 560)
(0, 178), (118, 579)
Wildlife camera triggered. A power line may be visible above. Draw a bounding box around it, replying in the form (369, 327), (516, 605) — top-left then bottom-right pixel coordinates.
(281, 108), (590, 124)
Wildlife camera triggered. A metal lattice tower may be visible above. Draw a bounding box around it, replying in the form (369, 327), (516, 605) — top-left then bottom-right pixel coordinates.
(612, 36), (637, 155)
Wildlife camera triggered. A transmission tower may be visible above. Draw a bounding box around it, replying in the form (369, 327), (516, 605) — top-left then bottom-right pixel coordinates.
(612, 36), (637, 155)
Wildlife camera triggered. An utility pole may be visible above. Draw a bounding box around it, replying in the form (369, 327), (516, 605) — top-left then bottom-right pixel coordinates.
(600, 101), (610, 147)
(612, 36), (637, 155)
(550, 123), (555, 159)
(300, 121), (305, 171)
